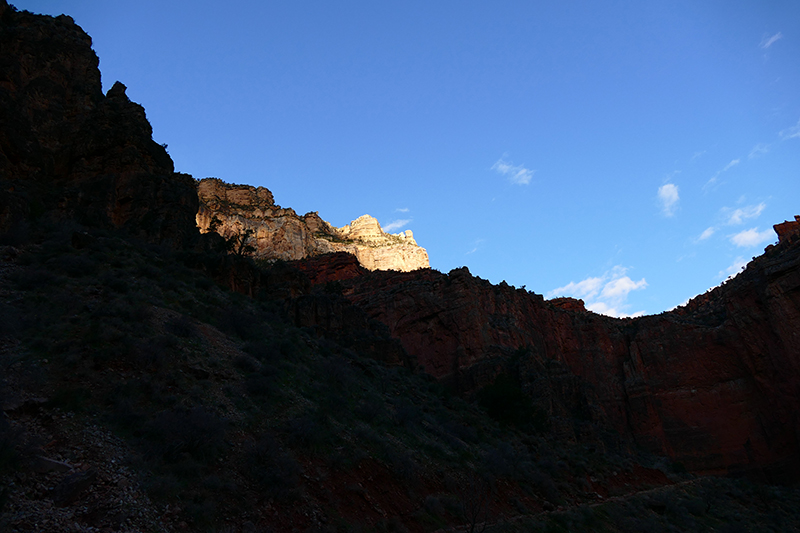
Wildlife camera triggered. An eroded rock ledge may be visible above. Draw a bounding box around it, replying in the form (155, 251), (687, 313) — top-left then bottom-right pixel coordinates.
(196, 178), (430, 272)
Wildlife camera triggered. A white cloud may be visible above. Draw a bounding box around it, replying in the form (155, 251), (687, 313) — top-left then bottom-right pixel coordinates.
(730, 227), (775, 247)
(383, 218), (411, 232)
(760, 32), (783, 49)
(492, 157), (535, 185)
(780, 118), (800, 140)
(600, 275), (648, 300)
(726, 202), (766, 225)
(658, 183), (679, 216)
(722, 159), (740, 172)
(548, 266), (647, 318)
(550, 276), (605, 300)
(465, 238), (485, 255)
(698, 227), (716, 241)
(697, 203), (767, 245)
(719, 256), (748, 280)
(395, 207), (409, 213)
(704, 158), (741, 191)
(748, 143), (769, 159)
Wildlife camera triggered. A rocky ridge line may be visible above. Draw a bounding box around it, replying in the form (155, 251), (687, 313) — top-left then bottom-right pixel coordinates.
(292, 221), (800, 482)
(196, 177), (430, 272)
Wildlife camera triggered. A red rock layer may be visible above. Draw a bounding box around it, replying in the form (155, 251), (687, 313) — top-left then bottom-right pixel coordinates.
(295, 236), (800, 481)
(774, 216), (800, 245)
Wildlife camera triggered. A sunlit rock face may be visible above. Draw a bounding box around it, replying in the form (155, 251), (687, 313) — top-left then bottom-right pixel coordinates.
(196, 178), (429, 272)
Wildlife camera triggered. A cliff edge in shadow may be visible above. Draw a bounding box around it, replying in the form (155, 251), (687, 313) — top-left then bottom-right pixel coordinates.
(294, 220), (800, 482)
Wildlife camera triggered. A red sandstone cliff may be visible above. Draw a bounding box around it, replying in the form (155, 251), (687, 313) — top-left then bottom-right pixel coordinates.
(293, 229), (800, 481)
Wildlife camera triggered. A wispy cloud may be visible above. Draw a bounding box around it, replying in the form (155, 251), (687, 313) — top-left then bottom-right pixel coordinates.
(492, 157), (535, 185)
(697, 227), (716, 241)
(779, 118), (800, 140)
(395, 207), (409, 213)
(547, 266), (647, 318)
(697, 203), (767, 244)
(726, 202), (766, 225)
(730, 227), (775, 247)
(704, 158), (741, 191)
(690, 150), (706, 161)
(719, 256), (748, 280)
(658, 183), (679, 217)
(383, 219), (411, 232)
(465, 238), (485, 255)
(722, 159), (740, 172)
(748, 143), (770, 159)
(760, 32), (783, 49)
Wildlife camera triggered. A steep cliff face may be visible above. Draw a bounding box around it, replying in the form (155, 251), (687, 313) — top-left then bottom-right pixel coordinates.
(0, 2), (198, 247)
(294, 228), (800, 481)
(196, 178), (429, 272)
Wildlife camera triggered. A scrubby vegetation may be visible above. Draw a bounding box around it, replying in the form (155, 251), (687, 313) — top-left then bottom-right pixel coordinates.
(1, 221), (798, 531)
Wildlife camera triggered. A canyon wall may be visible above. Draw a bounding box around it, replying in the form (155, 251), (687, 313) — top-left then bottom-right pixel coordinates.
(4, 0), (799, 484)
(0, 3), (198, 247)
(196, 178), (429, 272)
(294, 227), (800, 481)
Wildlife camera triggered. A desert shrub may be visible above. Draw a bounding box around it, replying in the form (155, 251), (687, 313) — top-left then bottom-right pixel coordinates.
(243, 433), (301, 499)
(233, 354), (261, 373)
(137, 263), (160, 279)
(245, 373), (274, 397)
(216, 307), (263, 340)
(243, 340), (282, 362)
(477, 373), (545, 430)
(286, 410), (334, 451)
(130, 337), (169, 370)
(392, 399), (421, 429)
(354, 395), (386, 423)
(423, 495), (446, 518)
(100, 271), (129, 294)
(8, 267), (61, 290)
(386, 448), (419, 482)
(46, 386), (91, 412)
(482, 441), (527, 479)
(442, 420), (478, 443)
(142, 407), (227, 463)
(48, 253), (98, 277)
(0, 303), (22, 335)
(107, 394), (147, 434)
(165, 314), (197, 338)
(194, 276), (214, 290)
(0, 414), (20, 475)
(0, 219), (31, 245)
(530, 469), (561, 504)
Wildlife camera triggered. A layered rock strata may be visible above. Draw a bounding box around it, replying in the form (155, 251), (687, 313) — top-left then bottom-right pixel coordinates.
(6, 0), (800, 485)
(294, 228), (800, 482)
(196, 178), (429, 272)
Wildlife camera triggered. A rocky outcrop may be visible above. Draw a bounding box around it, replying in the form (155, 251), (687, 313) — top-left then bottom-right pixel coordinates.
(0, 2), (198, 247)
(774, 215), (800, 245)
(294, 228), (800, 482)
(196, 178), (429, 272)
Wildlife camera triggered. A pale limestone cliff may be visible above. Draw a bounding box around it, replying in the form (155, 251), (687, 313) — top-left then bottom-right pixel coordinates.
(196, 178), (430, 272)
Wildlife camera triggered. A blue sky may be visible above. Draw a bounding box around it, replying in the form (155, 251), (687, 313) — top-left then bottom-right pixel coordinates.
(15, 1), (800, 316)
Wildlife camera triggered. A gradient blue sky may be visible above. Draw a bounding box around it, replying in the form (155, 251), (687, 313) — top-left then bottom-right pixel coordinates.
(14, 1), (800, 316)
